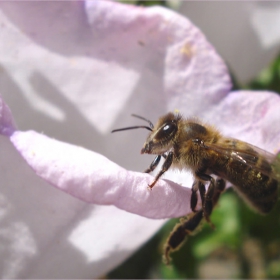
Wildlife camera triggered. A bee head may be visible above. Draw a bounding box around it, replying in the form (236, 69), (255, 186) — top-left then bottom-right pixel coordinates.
(141, 113), (181, 155)
(112, 113), (181, 155)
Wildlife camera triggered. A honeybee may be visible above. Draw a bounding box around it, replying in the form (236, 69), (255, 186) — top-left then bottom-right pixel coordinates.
(112, 112), (280, 264)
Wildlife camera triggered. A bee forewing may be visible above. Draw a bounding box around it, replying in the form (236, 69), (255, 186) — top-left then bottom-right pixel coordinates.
(203, 139), (280, 181)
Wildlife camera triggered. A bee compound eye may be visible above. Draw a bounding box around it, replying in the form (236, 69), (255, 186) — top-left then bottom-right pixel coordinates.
(157, 122), (177, 140)
(163, 124), (171, 131)
(165, 122), (177, 132)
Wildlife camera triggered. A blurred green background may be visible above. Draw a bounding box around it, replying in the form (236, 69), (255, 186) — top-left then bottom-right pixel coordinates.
(108, 1), (280, 278)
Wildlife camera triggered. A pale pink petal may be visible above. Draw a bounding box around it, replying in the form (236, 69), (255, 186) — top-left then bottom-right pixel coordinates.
(206, 90), (280, 153)
(1, 1), (279, 279)
(85, 0), (232, 117)
(0, 133), (165, 277)
(10, 130), (192, 219)
(0, 1), (231, 278)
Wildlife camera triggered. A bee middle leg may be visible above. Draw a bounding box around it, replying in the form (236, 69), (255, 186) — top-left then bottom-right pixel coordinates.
(203, 177), (226, 227)
(195, 173), (217, 224)
(191, 181), (206, 212)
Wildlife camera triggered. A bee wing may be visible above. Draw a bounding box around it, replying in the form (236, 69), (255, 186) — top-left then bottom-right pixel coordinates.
(203, 139), (280, 181)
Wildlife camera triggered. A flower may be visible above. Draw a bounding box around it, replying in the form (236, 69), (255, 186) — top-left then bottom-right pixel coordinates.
(0, 1), (279, 278)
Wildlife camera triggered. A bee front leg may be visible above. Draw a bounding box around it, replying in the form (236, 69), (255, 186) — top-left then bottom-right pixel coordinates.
(148, 152), (173, 189)
(144, 155), (161, 173)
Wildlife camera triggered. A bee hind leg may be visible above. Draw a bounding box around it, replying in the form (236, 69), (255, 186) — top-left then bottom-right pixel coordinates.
(212, 178), (226, 206)
(163, 210), (204, 265)
(163, 178), (226, 264)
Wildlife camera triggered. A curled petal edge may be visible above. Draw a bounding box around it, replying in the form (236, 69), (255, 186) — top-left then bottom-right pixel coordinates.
(9, 130), (192, 220)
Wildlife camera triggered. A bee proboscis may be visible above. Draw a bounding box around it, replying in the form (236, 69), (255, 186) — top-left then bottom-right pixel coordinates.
(112, 112), (280, 264)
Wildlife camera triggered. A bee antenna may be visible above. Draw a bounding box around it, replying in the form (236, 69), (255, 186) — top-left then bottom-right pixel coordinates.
(131, 114), (154, 129)
(111, 114), (154, 133)
(111, 126), (152, 133)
